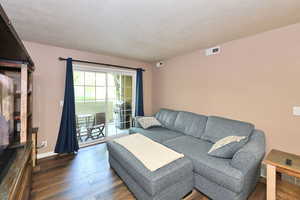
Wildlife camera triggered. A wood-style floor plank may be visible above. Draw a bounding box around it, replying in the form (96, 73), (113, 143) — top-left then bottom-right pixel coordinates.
(31, 144), (300, 200)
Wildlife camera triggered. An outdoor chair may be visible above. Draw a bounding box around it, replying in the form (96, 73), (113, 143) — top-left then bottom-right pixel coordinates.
(85, 112), (106, 141)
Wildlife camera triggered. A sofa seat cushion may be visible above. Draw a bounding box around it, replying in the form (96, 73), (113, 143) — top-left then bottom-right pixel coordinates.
(173, 111), (208, 138)
(201, 116), (254, 143)
(130, 127), (183, 143)
(163, 136), (244, 193)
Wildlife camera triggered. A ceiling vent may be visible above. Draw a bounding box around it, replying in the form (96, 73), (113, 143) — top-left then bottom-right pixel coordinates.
(205, 46), (220, 56)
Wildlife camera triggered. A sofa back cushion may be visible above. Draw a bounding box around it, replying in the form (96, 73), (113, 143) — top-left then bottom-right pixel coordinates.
(201, 116), (254, 143)
(174, 111), (208, 138)
(155, 109), (178, 130)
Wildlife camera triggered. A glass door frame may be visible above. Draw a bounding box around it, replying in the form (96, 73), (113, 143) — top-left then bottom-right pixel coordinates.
(73, 63), (136, 141)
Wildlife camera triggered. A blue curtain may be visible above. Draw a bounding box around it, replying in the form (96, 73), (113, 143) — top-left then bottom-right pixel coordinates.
(54, 58), (79, 154)
(135, 68), (144, 116)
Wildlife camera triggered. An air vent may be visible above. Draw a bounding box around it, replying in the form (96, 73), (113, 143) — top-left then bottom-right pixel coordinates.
(205, 46), (220, 56)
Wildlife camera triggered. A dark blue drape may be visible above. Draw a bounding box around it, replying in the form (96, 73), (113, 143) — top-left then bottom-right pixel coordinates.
(54, 58), (79, 154)
(135, 68), (144, 116)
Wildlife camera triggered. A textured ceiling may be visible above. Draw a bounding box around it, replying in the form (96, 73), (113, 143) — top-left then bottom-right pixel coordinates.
(1, 0), (300, 62)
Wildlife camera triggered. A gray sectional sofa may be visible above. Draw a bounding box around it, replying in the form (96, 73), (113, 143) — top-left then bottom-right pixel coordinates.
(108, 108), (266, 200)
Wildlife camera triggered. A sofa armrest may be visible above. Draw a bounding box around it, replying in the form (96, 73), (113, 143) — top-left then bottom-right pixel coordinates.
(231, 130), (266, 173)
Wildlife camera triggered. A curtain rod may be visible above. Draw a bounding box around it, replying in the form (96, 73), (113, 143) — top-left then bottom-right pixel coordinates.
(58, 57), (145, 72)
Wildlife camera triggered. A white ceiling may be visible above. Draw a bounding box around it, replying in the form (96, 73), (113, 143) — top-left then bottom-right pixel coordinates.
(1, 0), (300, 62)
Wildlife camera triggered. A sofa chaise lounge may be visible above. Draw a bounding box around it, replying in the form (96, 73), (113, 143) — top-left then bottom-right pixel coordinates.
(108, 108), (265, 200)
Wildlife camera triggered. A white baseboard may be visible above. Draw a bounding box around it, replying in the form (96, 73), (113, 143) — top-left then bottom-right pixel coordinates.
(36, 135), (126, 160)
(37, 151), (57, 159)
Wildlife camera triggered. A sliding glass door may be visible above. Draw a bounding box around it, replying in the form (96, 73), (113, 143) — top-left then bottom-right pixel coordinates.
(73, 65), (135, 145)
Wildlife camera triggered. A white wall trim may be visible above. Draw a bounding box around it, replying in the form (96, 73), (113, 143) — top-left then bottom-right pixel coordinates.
(36, 134), (127, 160)
(37, 151), (57, 159)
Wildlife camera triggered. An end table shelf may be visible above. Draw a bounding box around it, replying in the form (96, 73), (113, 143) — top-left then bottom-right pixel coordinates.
(263, 149), (300, 200)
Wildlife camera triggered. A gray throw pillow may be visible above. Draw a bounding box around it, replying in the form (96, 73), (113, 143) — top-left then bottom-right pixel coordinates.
(208, 136), (248, 158)
(133, 116), (144, 128)
(137, 117), (162, 129)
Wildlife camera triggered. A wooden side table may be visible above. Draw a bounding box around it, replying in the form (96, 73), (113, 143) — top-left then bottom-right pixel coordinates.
(263, 149), (300, 200)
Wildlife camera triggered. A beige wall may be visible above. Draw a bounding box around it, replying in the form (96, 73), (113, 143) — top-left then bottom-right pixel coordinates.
(152, 23), (300, 155)
(24, 41), (152, 154)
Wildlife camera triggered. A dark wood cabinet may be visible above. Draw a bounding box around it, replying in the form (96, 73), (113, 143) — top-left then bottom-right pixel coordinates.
(0, 3), (37, 200)
(0, 143), (33, 200)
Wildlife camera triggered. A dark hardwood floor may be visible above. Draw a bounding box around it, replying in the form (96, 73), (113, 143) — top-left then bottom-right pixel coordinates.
(31, 144), (300, 200)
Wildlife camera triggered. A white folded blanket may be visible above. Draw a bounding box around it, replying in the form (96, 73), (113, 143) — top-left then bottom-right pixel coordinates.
(113, 134), (184, 171)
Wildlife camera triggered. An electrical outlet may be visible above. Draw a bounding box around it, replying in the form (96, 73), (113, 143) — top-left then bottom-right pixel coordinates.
(260, 164), (266, 177)
(296, 178), (300, 186)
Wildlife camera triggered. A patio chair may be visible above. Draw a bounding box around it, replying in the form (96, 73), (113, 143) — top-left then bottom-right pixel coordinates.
(91, 112), (106, 139)
(85, 112), (106, 141)
(76, 114), (94, 142)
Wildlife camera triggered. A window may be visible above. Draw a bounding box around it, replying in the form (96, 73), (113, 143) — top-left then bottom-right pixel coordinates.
(73, 66), (136, 133)
(74, 70), (112, 102)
